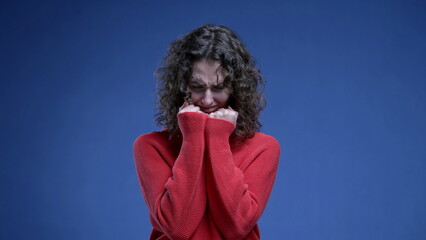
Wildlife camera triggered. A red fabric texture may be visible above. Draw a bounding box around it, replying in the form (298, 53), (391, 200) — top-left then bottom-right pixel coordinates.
(133, 112), (280, 240)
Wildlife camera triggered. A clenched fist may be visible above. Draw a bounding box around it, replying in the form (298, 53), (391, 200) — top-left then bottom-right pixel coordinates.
(178, 102), (205, 114)
(208, 107), (238, 125)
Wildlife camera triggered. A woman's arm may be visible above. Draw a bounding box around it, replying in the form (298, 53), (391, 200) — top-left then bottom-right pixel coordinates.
(204, 117), (280, 240)
(133, 112), (207, 240)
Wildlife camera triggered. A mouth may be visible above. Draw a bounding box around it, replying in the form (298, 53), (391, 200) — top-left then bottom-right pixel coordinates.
(200, 107), (217, 113)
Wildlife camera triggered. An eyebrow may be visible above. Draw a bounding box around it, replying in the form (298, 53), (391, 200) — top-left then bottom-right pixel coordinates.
(189, 75), (224, 84)
(188, 78), (205, 84)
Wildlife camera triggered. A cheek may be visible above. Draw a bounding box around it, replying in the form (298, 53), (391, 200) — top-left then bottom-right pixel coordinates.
(215, 93), (230, 105)
(190, 92), (203, 103)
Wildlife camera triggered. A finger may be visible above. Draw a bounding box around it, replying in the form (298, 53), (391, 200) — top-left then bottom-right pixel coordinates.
(227, 105), (238, 114)
(179, 102), (189, 111)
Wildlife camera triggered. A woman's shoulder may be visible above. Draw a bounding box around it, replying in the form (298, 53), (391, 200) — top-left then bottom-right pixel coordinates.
(233, 132), (280, 166)
(249, 132), (280, 148)
(133, 129), (172, 148)
(232, 131), (280, 153)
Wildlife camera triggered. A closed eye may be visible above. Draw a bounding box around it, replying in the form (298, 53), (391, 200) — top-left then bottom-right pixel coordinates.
(212, 85), (225, 90)
(189, 85), (204, 89)
(211, 84), (226, 92)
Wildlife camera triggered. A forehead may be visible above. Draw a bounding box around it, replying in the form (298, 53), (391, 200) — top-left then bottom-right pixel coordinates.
(191, 59), (227, 84)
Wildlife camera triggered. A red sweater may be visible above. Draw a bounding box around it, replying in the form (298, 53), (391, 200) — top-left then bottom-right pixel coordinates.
(133, 112), (280, 240)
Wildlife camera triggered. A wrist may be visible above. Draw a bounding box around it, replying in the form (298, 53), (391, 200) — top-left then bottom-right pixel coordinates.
(205, 117), (235, 138)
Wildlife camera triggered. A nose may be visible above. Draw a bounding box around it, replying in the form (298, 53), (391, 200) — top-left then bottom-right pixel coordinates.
(201, 89), (214, 106)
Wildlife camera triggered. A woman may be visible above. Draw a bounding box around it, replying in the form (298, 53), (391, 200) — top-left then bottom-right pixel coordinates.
(133, 24), (280, 240)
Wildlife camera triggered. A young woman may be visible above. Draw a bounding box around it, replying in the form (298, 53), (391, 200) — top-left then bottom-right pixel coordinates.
(133, 24), (280, 240)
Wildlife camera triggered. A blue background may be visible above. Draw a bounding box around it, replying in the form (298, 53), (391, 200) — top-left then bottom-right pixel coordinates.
(1, 0), (425, 239)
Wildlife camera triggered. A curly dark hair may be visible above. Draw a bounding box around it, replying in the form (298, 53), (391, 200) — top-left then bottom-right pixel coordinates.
(155, 24), (265, 139)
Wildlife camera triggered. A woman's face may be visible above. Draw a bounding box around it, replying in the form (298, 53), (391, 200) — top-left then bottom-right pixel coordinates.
(187, 59), (231, 114)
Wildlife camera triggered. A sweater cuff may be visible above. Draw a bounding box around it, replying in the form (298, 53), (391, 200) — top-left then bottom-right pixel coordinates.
(205, 117), (236, 139)
(178, 112), (208, 140)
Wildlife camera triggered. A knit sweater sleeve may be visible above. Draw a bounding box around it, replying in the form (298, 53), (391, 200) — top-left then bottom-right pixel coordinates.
(205, 118), (280, 240)
(133, 112), (208, 240)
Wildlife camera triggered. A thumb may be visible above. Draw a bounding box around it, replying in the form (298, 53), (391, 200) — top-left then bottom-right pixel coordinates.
(180, 102), (189, 110)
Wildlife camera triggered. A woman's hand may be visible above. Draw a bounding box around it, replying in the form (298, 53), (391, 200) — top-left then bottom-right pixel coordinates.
(208, 107), (238, 125)
(178, 102), (205, 114)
